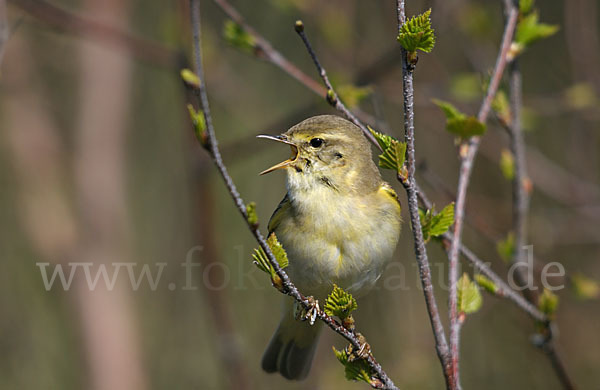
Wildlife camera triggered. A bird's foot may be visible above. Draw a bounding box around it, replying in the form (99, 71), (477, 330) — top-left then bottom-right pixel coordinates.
(294, 296), (320, 325)
(346, 332), (371, 361)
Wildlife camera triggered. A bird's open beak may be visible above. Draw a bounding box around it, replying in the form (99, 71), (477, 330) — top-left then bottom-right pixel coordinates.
(257, 134), (299, 175)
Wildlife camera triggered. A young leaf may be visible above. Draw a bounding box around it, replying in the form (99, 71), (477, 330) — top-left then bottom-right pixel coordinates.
(420, 202), (454, 242)
(397, 9), (436, 54)
(492, 90), (511, 125)
(324, 284), (358, 320)
(538, 288), (559, 317)
(497, 232), (515, 263)
(457, 273), (483, 314)
(513, 11), (558, 57)
(332, 347), (373, 384)
(500, 149), (515, 180)
(186, 104), (207, 145)
(223, 20), (256, 53)
(433, 99), (486, 138)
(246, 202), (258, 226)
(368, 127), (407, 174)
(571, 273), (599, 300)
(427, 202), (455, 237)
(519, 0), (535, 14)
(180, 68), (200, 89)
(266, 232), (288, 269)
(475, 274), (499, 295)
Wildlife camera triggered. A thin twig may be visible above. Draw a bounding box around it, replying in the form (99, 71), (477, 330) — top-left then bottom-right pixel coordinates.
(212, 0), (384, 142)
(395, 1), (453, 388)
(446, 6), (519, 388)
(188, 1), (398, 388)
(294, 22), (381, 149)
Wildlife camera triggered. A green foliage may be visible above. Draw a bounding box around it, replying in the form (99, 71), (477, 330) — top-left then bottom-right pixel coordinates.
(500, 149), (515, 180)
(475, 274), (499, 295)
(457, 273), (483, 314)
(324, 284), (358, 320)
(419, 202), (455, 242)
(246, 202), (258, 226)
(332, 347), (373, 384)
(180, 69), (200, 88)
(186, 104), (207, 145)
(571, 273), (600, 300)
(497, 232), (515, 263)
(252, 233), (288, 289)
(520, 0), (535, 14)
(397, 9), (436, 54)
(492, 90), (511, 125)
(432, 99), (486, 138)
(337, 84), (372, 108)
(512, 11), (558, 57)
(538, 289), (559, 317)
(369, 127), (407, 176)
(223, 20), (256, 53)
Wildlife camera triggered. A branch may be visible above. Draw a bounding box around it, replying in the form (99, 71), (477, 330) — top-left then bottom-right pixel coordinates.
(212, 0), (384, 139)
(446, 5), (519, 388)
(188, 1), (398, 388)
(395, 1), (453, 387)
(293, 22), (381, 149)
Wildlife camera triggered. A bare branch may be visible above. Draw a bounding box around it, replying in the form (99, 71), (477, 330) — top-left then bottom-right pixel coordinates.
(446, 6), (519, 388)
(188, 1), (398, 388)
(395, 1), (453, 388)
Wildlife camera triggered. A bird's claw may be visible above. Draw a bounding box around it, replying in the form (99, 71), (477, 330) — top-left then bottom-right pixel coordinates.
(346, 332), (371, 361)
(294, 296), (320, 326)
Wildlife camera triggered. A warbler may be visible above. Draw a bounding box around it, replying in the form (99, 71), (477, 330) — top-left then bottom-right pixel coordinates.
(258, 115), (401, 380)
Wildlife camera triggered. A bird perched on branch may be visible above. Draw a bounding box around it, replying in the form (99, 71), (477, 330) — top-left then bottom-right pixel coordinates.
(258, 115), (402, 380)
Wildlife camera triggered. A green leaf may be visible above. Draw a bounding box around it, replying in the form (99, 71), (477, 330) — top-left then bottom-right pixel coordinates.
(492, 90), (511, 125)
(475, 274), (499, 295)
(571, 273), (600, 300)
(180, 69), (200, 88)
(223, 20), (256, 53)
(497, 232), (515, 264)
(337, 84), (372, 109)
(246, 202), (258, 226)
(368, 127), (407, 175)
(538, 288), (559, 317)
(457, 273), (483, 314)
(515, 11), (559, 49)
(332, 347), (372, 384)
(397, 9), (436, 53)
(324, 284), (358, 320)
(266, 232), (288, 269)
(252, 233), (288, 276)
(500, 149), (515, 180)
(186, 104), (207, 144)
(420, 202), (455, 242)
(433, 99), (486, 138)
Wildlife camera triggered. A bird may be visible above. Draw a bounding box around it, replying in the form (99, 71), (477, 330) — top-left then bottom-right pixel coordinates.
(258, 115), (402, 380)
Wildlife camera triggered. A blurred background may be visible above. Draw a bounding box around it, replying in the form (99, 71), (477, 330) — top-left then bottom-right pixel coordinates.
(1, 0), (599, 389)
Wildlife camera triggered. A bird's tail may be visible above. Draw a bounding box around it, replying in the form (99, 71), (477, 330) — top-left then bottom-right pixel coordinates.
(261, 304), (323, 380)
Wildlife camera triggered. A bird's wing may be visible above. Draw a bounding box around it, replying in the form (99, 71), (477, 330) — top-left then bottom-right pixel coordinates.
(268, 194), (292, 234)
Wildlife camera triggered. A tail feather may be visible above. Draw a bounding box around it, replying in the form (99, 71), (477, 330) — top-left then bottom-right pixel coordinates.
(262, 306), (323, 380)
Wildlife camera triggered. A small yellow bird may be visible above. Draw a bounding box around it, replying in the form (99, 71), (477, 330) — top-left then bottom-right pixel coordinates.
(258, 115), (402, 380)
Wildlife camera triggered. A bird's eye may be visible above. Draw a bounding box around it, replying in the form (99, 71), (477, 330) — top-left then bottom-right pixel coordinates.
(309, 138), (324, 148)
